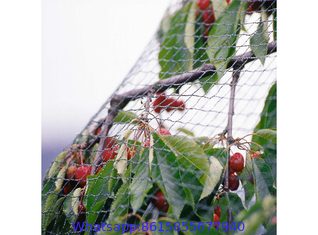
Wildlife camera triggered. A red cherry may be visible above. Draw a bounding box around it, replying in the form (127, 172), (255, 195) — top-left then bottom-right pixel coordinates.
(75, 166), (92, 188)
(128, 149), (136, 160)
(271, 215), (277, 225)
(158, 128), (171, 135)
(144, 139), (150, 147)
(93, 125), (102, 135)
(248, 1), (262, 13)
(229, 153), (244, 173)
(162, 98), (176, 112)
(213, 213), (220, 228)
(63, 182), (73, 195)
(214, 205), (221, 218)
(226, 0), (230, 5)
(176, 100), (186, 111)
(102, 149), (115, 162)
(153, 93), (167, 113)
(154, 107), (162, 113)
(102, 138), (117, 162)
(202, 8), (215, 25)
(152, 190), (169, 212)
(96, 165), (103, 174)
(104, 137), (116, 148)
(170, 100), (186, 111)
(229, 173), (239, 191)
(66, 166), (77, 179)
(76, 205), (86, 224)
(102, 140), (118, 162)
(198, 0), (210, 11)
(106, 145), (133, 160)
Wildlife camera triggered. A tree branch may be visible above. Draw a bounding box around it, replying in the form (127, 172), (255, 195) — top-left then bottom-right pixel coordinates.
(90, 41), (277, 174)
(224, 69), (241, 230)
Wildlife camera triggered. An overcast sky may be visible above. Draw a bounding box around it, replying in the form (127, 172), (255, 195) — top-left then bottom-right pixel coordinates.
(42, 0), (170, 176)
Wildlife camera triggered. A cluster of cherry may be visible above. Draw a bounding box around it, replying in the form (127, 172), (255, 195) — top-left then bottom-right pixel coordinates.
(152, 93), (185, 113)
(196, 0), (218, 42)
(228, 151), (261, 191)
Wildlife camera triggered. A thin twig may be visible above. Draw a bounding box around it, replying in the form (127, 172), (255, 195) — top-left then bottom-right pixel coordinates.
(224, 69), (240, 191)
(224, 69), (241, 232)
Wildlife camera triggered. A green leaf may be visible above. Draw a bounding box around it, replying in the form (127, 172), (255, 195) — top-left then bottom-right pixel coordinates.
(184, 1), (197, 55)
(114, 129), (133, 175)
(200, 156), (223, 200)
(129, 156), (152, 213)
(252, 82), (276, 183)
(177, 127), (195, 137)
(253, 158), (276, 201)
(151, 134), (208, 218)
(108, 164), (119, 194)
(113, 111), (138, 124)
(273, 6), (277, 41)
(151, 135), (187, 218)
(108, 179), (130, 223)
(43, 195), (65, 230)
(218, 192), (246, 224)
(158, 2), (193, 79)
(234, 204), (265, 235)
(85, 199), (107, 233)
(54, 165), (67, 193)
(203, 147), (227, 168)
(240, 152), (255, 207)
(212, 0), (231, 20)
(160, 135), (210, 176)
(115, 143), (129, 175)
(48, 151), (67, 178)
(157, 8), (171, 44)
(227, 192), (246, 216)
(63, 188), (81, 225)
(254, 129), (277, 144)
(194, 136), (211, 144)
(71, 188), (82, 214)
(85, 161), (114, 213)
(234, 195), (276, 235)
(250, 19), (268, 65)
(243, 182), (255, 209)
(207, 0), (242, 72)
(48, 212), (71, 234)
(42, 177), (56, 196)
(89, 143), (99, 164)
(192, 12), (209, 70)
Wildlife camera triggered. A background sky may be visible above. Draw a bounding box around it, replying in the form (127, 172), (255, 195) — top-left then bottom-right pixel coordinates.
(42, 0), (170, 178)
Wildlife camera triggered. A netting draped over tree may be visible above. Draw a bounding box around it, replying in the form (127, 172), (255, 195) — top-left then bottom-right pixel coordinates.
(42, 0), (277, 234)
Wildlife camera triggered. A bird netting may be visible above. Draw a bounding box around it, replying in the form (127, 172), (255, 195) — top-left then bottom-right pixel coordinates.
(42, 0), (277, 234)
